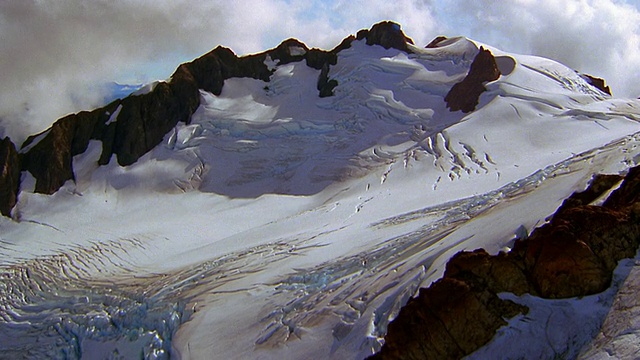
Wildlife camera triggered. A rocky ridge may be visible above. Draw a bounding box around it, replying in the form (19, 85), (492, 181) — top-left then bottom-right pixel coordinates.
(1, 22), (598, 217)
(2, 21), (418, 216)
(372, 167), (640, 359)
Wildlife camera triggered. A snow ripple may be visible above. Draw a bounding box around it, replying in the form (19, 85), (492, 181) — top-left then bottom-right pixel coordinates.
(256, 131), (640, 354)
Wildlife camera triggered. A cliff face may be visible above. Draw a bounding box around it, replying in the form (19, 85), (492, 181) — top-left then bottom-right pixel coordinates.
(356, 21), (414, 53)
(373, 166), (640, 359)
(445, 47), (501, 113)
(20, 73), (200, 193)
(0, 137), (20, 216)
(369, 277), (526, 360)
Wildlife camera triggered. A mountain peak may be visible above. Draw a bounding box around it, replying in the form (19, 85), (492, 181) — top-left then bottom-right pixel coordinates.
(2, 21), (621, 214)
(2, 20), (640, 360)
(356, 21), (414, 53)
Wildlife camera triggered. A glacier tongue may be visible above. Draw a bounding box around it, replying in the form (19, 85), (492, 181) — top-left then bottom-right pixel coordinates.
(1, 34), (640, 359)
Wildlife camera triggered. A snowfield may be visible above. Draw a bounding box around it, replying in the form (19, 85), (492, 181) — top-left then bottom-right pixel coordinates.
(1, 36), (640, 359)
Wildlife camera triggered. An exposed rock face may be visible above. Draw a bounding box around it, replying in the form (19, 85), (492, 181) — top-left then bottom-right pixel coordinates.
(425, 36), (448, 48)
(317, 62), (339, 97)
(602, 165), (640, 208)
(21, 104), (118, 193)
(356, 21), (414, 53)
(580, 73), (612, 96)
(0, 137), (20, 216)
(555, 173), (623, 211)
(445, 47), (501, 113)
(20, 71), (201, 193)
(374, 166), (640, 359)
(370, 278), (526, 360)
(108, 77), (199, 166)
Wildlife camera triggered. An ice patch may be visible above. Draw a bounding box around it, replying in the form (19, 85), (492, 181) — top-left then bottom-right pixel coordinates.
(264, 54), (279, 71)
(132, 80), (161, 96)
(288, 45), (307, 56)
(105, 104), (122, 125)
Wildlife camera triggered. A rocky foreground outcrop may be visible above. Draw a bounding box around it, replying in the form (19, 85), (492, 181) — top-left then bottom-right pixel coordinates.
(445, 47), (501, 113)
(372, 168), (640, 359)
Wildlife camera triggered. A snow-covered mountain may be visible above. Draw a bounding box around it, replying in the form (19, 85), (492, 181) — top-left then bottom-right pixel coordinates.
(1, 21), (640, 359)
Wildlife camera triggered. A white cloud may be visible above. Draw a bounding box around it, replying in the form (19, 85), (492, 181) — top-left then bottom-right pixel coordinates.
(0, 0), (638, 145)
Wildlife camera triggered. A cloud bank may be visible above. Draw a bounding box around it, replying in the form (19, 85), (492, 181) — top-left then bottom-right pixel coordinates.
(1, 0), (638, 144)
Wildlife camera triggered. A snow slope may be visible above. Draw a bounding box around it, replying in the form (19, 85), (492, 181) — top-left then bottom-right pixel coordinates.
(1, 35), (640, 359)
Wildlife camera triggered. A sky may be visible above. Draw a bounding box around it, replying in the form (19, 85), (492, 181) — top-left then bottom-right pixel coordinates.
(1, 0), (639, 144)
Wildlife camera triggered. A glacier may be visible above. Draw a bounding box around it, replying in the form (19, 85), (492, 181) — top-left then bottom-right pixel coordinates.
(1, 27), (640, 359)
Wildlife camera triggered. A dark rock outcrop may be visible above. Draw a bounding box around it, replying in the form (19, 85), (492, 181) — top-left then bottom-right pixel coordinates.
(445, 47), (501, 113)
(443, 170), (640, 300)
(317, 62), (338, 97)
(0, 137), (20, 216)
(425, 36), (448, 48)
(555, 173), (623, 211)
(108, 77), (199, 166)
(370, 278), (526, 360)
(602, 165), (640, 208)
(20, 103), (118, 194)
(20, 69), (201, 192)
(177, 46), (271, 96)
(374, 166), (640, 359)
(580, 73), (612, 95)
(356, 21), (414, 53)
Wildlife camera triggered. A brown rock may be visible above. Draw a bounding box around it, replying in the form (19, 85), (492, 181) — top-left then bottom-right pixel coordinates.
(426, 36), (448, 48)
(603, 165), (640, 208)
(556, 173), (624, 211)
(0, 137), (20, 217)
(520, 223), (610, 298)
(371, 278), (526, 360)
(110, 79), (199, 166)
(445, 249), (531, 296)
(20, 103), (117, 194)
(375, 165), (640, 358)
(556, 206), (640, 272)
(267, 38), (309, 66)
(580, 73), (612, 95)
(317, 62), (338, 98)
(306, 48), (338, 70)
(178, 46), (271, 96)
(445, 47), (501, 113)
(357, 21), (414, 53)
